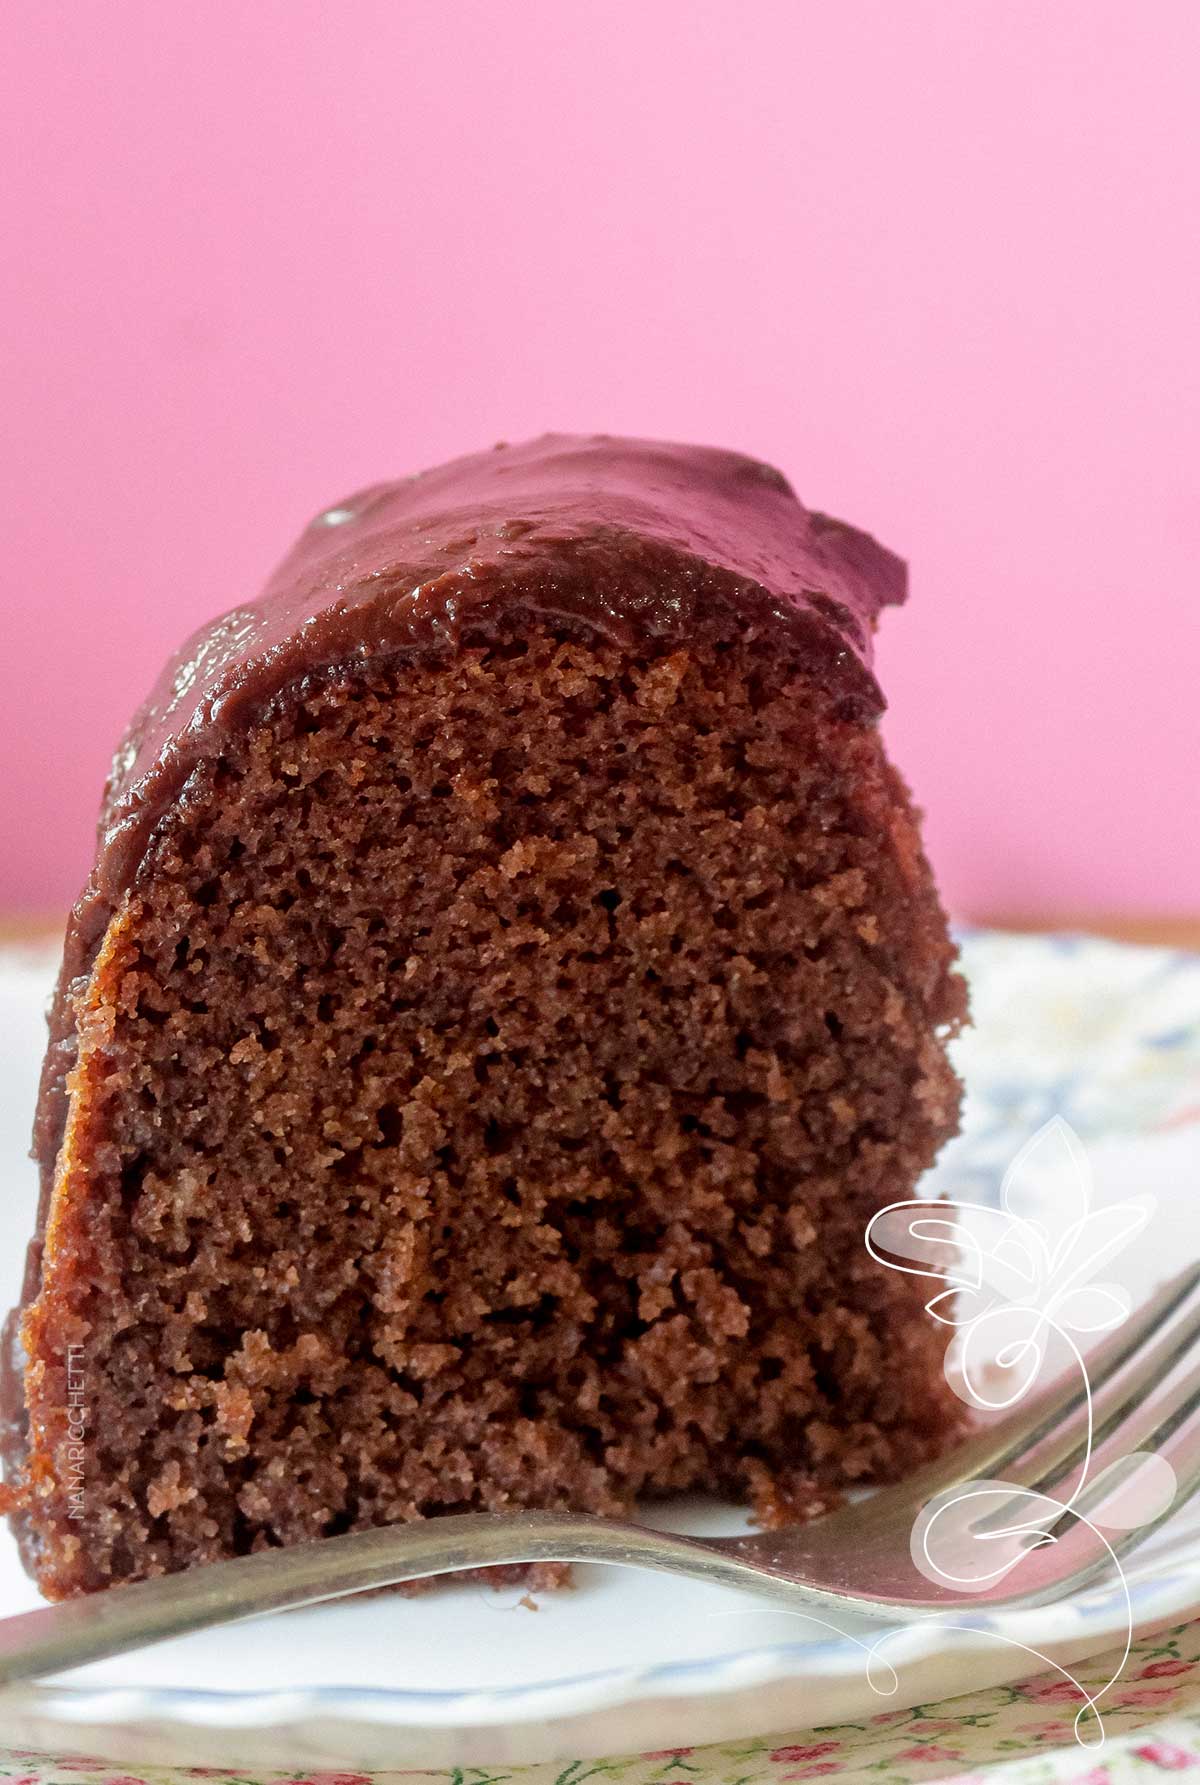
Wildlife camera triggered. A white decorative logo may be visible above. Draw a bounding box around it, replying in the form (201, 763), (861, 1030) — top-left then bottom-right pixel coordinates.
(866, 1116), (1176, 1745)
(709, 1119), (1175, 1748)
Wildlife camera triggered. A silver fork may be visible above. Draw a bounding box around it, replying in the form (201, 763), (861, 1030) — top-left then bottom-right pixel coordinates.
(1, 1265), (1198, 1688)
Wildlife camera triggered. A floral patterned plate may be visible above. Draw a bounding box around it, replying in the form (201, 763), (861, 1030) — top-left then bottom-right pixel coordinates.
(0, 932), (1198, 1769)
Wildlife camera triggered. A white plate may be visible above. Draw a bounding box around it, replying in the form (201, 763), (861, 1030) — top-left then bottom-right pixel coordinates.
(1, 931), (1198, 1767)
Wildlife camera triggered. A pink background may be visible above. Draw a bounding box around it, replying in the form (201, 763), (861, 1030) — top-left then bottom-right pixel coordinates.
(2, 2), (1197, 918)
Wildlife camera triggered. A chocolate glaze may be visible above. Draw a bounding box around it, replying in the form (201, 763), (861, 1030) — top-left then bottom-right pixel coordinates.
(2, 432), (906, 1492)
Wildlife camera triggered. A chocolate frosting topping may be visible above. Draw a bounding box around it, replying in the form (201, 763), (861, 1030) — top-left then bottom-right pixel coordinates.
(16, 432), (906, 1327)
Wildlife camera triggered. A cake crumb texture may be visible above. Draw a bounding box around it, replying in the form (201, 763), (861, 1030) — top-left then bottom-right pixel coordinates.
(9, 626), (966, 1597)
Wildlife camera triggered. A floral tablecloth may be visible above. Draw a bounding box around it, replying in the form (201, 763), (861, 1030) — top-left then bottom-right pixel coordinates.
(6, 1620), (1200, 1785)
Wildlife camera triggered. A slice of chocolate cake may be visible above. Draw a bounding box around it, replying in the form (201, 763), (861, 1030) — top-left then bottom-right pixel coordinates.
(1, 434), (967, 1599)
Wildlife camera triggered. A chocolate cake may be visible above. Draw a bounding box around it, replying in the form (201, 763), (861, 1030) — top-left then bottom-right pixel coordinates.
(1, 434), (967, 1600)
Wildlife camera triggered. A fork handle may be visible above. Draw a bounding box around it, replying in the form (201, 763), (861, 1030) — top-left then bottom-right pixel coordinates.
(0, 1511), (778, 1688)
